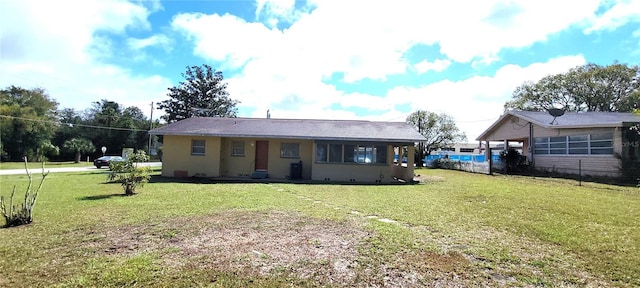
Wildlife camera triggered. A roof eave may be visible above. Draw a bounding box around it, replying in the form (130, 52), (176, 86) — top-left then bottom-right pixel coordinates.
(149, 131), (423, 143)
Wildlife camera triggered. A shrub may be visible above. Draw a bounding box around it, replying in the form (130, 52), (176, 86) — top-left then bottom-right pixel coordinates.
(107, 151), (151, 196)
(0, 157), (48, 228)
(499, 148), (526, 174)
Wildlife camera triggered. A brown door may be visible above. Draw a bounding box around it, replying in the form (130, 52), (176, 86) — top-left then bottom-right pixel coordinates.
(255, 141), (269, 171)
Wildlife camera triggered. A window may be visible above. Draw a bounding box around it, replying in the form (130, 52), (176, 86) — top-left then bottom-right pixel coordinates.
(568, 135), (588, 155)
(280, 143), (300, 158)
(590, 133), (613, 155)
(549, 136), (567, 154)
(374, 145), (387, 164)
(459, 148), (475, 153)
(232, 141), (245, 156)
(534, 137), (549, 155)
(319, 142), (386, 164)
(533, 133), (614, 155)
(343, 144), (355, 162)
(191, 140), (205, 155)
(316, 143), (328, 162)
(329, 144), (343, 162)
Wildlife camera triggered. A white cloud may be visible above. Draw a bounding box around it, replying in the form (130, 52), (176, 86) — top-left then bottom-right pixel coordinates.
(0, 0), (170, 117)
(390, 55), (587, 141)
(171, 1), (616, 139)
(584, 0), (640, 33)
(172, 13), (283, 70)
(173, 0), (604, 85)
(415, 59), (452, 74)
(127, 35), (173, 52)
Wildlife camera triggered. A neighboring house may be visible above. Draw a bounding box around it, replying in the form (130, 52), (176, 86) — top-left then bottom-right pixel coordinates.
(149, 117), (426, 183)
(476, 110), (640, 177)
(433, 143), (487, 155)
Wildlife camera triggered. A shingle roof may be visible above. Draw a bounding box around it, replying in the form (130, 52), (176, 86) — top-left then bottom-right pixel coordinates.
(476, 110), (640, 140)
(150, 117), (426, 143)
(510, 110), (640, 128)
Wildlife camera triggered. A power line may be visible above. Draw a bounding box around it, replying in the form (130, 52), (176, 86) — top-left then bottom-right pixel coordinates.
(0, 115), (149, 132)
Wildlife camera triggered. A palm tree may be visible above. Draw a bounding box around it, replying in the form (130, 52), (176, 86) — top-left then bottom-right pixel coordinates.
(63, 138), (95, 163)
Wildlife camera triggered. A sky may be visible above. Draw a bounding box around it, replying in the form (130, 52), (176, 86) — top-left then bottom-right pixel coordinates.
(1, 0), (639, 141)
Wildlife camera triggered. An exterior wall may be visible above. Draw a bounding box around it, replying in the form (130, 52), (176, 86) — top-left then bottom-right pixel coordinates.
(219, 137), (313, 179)
(531, 126), (622, 177)
(485, 115), (531, 141)
(534, 155), (620, 177)
(161, 135), (221, 177)
(263, 138), (313, 179)
(311, 144), (396, 183)
(219, 137), (256, 177)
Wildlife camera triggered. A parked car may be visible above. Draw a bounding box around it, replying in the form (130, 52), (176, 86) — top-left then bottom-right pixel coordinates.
(94, 156), (123, 168)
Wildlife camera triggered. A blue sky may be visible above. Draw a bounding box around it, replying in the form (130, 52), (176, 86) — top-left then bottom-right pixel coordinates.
(1, 0), (639, 140)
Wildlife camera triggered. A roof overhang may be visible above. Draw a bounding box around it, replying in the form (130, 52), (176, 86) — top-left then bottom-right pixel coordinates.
(152, 131), (420, 144)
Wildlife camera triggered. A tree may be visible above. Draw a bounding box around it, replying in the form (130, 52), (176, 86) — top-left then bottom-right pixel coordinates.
(63, 138), (95, 163)
(505, 62), (640, 112)
(406, 110), (467, 166)
(158, 64), (239, 123)
(0, 86), (59, 161)
(83, 100), (150, 158)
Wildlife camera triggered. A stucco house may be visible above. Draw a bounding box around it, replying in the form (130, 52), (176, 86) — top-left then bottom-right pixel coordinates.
(149, 117), (425, 183)
(476, 110), (640, 177)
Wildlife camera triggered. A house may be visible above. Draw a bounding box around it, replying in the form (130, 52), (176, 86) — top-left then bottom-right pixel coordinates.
(476, 110), (640, 177)
(149, 117), (426, 183)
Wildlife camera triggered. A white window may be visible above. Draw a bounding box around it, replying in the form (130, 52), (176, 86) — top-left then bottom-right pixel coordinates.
(534, 133), (614, 155)
(191, 140), (205, 155)
(281, 143), (300, 158)
(232, 141), (245, 156)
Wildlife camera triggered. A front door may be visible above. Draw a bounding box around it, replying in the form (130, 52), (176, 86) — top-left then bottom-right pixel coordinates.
(255, 141), (269, 171)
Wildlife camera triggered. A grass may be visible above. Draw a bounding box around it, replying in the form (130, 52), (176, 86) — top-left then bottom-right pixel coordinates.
(0, 161), (94, 170)
(0, 168), (638, 287)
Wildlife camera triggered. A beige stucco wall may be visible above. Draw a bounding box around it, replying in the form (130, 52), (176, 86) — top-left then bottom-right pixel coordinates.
(161, 135), (221, 177)
(218, 137), (313, 179)
(262, 138), (313, 179)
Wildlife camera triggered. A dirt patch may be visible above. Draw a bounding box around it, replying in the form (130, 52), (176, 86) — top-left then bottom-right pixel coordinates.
(89, 210), (371, 285)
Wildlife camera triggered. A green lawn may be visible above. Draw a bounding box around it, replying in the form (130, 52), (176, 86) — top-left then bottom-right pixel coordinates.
(0, 161), (94, 170)
(0, 169), (638, 287)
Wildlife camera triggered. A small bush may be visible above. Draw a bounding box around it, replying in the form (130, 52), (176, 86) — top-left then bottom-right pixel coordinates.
(107, 151), (151, 196)
(499, 148), (527, 174)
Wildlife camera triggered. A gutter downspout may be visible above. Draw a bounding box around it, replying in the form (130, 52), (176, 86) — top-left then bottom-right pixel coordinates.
(529, 122), (534, 169)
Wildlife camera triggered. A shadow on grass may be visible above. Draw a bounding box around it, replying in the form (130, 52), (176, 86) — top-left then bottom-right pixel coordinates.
(79, 194), (128, 201)
(147, 175), (418, 186)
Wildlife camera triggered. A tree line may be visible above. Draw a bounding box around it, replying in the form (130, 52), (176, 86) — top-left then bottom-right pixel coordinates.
(0, 86), (157, 162)
(1, 64), (239, 162)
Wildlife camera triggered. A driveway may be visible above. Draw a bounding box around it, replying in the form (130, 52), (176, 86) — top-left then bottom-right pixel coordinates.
(0, 162), (162, 175)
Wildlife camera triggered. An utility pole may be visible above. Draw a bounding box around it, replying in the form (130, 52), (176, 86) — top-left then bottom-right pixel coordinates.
(148, 102), (154, 155)
(418, 114), (423, 167)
